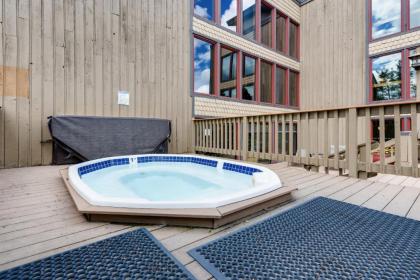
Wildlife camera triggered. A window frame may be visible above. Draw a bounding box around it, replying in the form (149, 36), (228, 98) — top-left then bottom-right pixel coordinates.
(368, 49), (416, 103)
(288, 19), (300, 60)
(193, 35), (217, 96)
(259, 59), (274, 104)
(242, 53), (258, 101)
(408, 0), (420, 31)
(192, 0), (300, 62)
(259, 0), (275, 48)
(219, 44), (239, 99)
(192, 34), (300, 109)
(369, 0), (420, 41)
(275, 65), (288, 105)
(288, 70), (300, 107)
(275, 11), (288, 54)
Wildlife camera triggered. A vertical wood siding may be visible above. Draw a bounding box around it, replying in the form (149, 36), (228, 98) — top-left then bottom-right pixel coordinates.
(0, 0), (192, 168)
(300, 0), (367, 110)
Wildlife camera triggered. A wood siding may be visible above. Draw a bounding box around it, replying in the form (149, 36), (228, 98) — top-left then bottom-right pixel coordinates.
(0, 0), (192, 168)
(300, 0), (367, 110)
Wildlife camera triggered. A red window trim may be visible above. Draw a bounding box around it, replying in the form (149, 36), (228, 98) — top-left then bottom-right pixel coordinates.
(255, 0), (261, 42)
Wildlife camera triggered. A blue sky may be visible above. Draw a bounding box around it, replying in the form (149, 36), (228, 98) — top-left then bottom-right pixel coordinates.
(372, 0), (401, 39)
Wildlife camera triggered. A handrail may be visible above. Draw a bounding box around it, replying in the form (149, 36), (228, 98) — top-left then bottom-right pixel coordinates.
(193, 101), (420, 178)
(193, 100), (420, 121)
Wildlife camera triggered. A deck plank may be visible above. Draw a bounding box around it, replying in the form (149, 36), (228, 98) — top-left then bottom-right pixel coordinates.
(328, 180), (374, 201)
(407, 192), (420, 220)
(382, 187), (420, 217)
(344, 182), (388, 205)
(362, 184), (404, 211)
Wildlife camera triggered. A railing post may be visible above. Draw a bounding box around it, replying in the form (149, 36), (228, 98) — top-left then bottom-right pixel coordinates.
(348, 108), (358, 178)
(242, 116), (248, 161)
(411, 104), (418, 177)
(192, 120), (196, 154)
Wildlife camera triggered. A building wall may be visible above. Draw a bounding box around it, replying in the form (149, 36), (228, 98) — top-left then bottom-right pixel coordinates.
(0, 0), (192, 168)
(299, 0), (367, 110)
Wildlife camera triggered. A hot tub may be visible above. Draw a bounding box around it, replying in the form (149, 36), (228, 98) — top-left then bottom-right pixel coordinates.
(64, 155), (294, 228)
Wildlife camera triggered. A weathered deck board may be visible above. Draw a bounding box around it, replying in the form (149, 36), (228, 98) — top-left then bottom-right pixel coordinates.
(383, 187), (420, 217)
(0, 163), (419, 279)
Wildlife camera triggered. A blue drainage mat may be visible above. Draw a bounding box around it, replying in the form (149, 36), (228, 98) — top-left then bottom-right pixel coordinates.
(1, 228), (195, 280)
(189, 197), (420, 280)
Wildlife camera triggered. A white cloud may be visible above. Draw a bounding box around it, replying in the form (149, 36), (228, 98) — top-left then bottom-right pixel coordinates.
(242, 0), (255, 10)
(372, 0), (401, 38)
(194, 68), (211, 94)
(221, 1), (237, 31)
(194, 5), (210, 18)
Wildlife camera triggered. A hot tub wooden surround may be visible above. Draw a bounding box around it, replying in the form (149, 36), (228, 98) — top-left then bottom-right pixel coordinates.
(61, 169), (296, 228)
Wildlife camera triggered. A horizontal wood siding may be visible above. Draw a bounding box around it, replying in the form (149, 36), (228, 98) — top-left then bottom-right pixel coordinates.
(300, 0), (367, 110)
(0, 0), (192, 168)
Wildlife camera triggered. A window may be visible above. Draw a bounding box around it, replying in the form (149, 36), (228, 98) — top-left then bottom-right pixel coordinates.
(410, 0), (420, 28)
(410, 49), (417, 98)
(220, 47), (237, 98)
(276, 13), (287, 53)
(242, 55), (256, 101)
(371, 52), (402, 101)
(260, 2), (272, 47)
(260, 61), (272, 103)
(371, 0), (401, 39)
(221, 0), (237, 31)
(289, 21), (299, 59)
(242, 0), (256, 40)
(289, 71), (299, 106)
(193, 35), (300, 108)
(275, 66), (286, 105)
(194, 0), (214, 20)
(194, 37), (214, 94)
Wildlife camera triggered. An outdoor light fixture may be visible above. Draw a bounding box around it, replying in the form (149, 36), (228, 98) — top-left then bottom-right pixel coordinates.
(409, 50), (420, 70)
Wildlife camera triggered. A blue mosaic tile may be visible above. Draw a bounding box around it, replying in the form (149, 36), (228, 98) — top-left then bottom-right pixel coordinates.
(137, 156), (218, 167)
(78, 158), (129, 176)
(222, 162), (261, 175)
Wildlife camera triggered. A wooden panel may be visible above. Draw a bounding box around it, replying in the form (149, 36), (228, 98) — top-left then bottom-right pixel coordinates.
(300, 0), (367, 110)
(0, 0), (192, 168)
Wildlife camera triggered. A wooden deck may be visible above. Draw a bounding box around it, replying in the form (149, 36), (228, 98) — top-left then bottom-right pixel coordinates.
(1, 163), (420, 279)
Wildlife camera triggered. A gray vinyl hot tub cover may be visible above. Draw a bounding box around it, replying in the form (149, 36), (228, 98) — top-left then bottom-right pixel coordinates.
(48, 116), (171, 164)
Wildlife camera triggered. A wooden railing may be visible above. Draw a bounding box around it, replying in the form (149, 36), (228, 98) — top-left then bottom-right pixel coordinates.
(193, 101), (420, 178)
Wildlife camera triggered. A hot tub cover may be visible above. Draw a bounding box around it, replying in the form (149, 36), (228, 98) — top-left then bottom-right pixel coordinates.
(48, 116), (171, 164)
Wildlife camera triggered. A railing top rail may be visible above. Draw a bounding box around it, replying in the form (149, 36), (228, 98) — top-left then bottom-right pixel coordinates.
(193, 100), (420, 121)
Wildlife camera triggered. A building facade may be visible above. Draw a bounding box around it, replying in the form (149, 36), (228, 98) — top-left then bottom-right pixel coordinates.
(0, 0), (419, 168)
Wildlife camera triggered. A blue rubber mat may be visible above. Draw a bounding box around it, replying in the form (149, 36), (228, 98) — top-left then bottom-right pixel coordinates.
(189, 197), (420, 280)
(1, 228), (195, 280)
